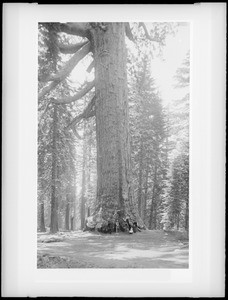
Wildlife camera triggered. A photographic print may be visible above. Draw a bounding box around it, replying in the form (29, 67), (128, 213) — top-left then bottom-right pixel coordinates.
(37, 22), (190, 269)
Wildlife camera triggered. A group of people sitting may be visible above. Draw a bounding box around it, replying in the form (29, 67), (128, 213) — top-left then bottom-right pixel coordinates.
(84, 208), (141, 234)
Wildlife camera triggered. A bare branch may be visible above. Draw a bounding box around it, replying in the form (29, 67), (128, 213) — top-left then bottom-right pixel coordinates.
(57, 40), (88, 54)
(72, 127), (83, 139)
(46, 42), (91, 82)
(38, 80), (60, 100)
(86, 60), (95, 73)
(52, 81), (95, 105)
(58, 22), (91, 39)
(125, 23), (134, 42)
(66, 95), (96, 129)
(139, 22), (160, 42)
(38, 42), (91, 100)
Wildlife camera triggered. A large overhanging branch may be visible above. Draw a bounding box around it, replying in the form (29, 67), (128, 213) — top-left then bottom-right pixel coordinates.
(66, 95), (96, 130)
(57, 40), (88, 54)
(52, 81), (95, 105)
(58, 22), (91, 39)
(46, 42), (91, 82)
(72, 127), (83, 139)
(86, 60), (95, 73)
(125, 23), (134, 42)
(38, 42), (91, 100)
(139, 22), (160, 43)
(38, 80), (60, 100)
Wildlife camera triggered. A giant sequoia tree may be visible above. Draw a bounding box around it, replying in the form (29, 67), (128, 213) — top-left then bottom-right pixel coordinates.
(39, 22), (165, 232)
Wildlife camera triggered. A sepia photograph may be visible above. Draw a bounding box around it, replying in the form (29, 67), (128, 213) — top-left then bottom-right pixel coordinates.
(37, 21), (190, 269)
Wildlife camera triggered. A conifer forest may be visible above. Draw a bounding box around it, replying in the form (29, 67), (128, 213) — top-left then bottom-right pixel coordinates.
(37, 22), (189, 268)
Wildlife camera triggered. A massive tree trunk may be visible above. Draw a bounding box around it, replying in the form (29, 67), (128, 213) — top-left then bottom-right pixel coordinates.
(50, 104), (59, 233)
(86, 23), (142, 233)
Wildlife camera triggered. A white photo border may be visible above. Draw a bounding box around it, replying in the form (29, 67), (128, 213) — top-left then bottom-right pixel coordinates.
(2, 3), (226, 297)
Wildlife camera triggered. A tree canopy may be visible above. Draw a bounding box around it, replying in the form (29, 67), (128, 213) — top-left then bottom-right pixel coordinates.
(38, 22), (189, 235)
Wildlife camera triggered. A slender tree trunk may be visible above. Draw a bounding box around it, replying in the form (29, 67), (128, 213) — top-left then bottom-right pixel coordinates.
(73, 149), (77, 231)
(153, 201), (157, 230)
(91, 23), (141, 231)
(185, 199), (189, 233)
(149, 198), (153, 230)
(65, 194), (70, 230)
(165, 136), (169, 165)
(137, 137), (144, 217)
(176, 213), (180, 230)
(142, 166), (149, 222)
(86, 129), (92, 218)
(39, 200), (46, 232)
(80, 124), (87, 230)
(50, 104), (58, 233)
(87, 207), (90, 217)
(70, 216), (74, 231)
(149, 165), (157, 229)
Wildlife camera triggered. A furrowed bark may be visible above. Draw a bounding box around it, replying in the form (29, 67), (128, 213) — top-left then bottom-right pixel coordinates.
(85, 23), (143, 233)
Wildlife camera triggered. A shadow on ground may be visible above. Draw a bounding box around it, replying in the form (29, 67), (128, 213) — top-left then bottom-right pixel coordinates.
(37, 230), (189, 269)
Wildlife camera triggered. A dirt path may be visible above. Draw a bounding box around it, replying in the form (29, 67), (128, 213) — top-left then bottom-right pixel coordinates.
(37, 230), (189, 268)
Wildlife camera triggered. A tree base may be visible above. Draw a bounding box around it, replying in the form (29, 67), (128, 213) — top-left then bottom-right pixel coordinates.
(38, 227), (46, 233)
(83, 209), (145, 234)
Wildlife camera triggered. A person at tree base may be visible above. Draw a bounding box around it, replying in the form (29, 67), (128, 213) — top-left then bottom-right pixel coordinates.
(83, 208), (143, 234)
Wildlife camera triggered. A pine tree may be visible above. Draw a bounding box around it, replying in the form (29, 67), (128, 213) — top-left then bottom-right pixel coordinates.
(129, 54), (168, 229)
(38, 24), (78, 233)
(161, 51), (189, 232)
